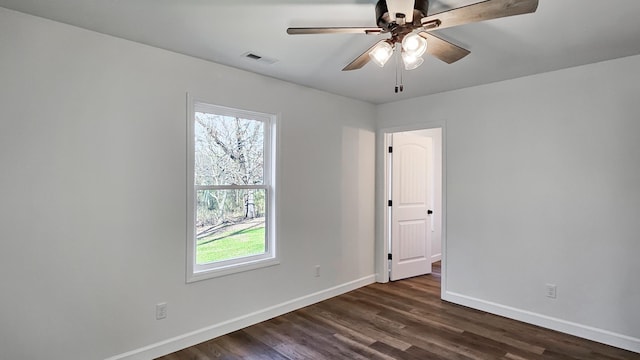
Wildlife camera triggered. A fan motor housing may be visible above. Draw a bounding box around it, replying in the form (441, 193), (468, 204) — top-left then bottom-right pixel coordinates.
(376, 0), (429, 29)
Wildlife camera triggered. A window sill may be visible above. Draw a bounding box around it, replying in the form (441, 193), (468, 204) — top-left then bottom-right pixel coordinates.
(187, 257), (280, 283)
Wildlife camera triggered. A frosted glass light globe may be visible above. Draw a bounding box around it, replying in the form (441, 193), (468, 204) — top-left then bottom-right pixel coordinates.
(401, 33), (427, 57)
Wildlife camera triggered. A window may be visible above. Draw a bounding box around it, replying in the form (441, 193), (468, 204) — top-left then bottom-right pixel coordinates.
(187, 97), (277, 282)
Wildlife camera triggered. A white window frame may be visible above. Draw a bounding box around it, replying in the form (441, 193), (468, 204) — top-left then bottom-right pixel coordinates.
(186, 95), (278, 282)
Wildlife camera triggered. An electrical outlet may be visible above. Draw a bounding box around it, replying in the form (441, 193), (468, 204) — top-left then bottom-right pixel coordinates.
(546, 284), (557, 299)
(156, 302), (167, 320)
(315, 265), (320, 277)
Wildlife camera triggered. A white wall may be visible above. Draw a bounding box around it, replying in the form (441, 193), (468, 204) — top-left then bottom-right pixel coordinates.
(377, 54), (640, 352)
(0, 8), (376, 360)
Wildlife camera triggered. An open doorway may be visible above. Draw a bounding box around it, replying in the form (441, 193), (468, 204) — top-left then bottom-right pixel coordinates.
(379, 126), (443, 284)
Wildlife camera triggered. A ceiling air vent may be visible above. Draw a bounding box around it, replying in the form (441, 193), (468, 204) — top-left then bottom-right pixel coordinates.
(242, 52), (278, 65)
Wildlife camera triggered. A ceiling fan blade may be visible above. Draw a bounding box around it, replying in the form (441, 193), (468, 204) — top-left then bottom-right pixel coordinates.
(287, 27), (382, 35)
(419, 32), (470, 64)
(421, 0), (538, 31)
(342, 40), (386, 71)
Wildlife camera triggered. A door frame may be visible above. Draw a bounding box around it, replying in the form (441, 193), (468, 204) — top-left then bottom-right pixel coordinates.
(376, 122), (447, 296)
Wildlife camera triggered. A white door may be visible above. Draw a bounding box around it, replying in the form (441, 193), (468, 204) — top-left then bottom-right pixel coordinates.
(390, 132), (432, 281)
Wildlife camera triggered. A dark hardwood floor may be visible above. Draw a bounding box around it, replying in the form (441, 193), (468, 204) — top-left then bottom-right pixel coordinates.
(158, 263), (639, 359)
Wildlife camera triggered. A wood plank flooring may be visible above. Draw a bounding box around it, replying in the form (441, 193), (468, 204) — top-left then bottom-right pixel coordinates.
(158, 263), (639, 359)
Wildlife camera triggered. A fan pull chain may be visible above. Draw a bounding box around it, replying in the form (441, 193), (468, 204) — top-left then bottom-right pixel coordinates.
(394, 47), (404, 93)
(395, 48), (399, 93)
(400, 62), (404, 93)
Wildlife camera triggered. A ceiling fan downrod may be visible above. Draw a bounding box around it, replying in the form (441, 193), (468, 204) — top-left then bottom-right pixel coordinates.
(376, 0), (430, 30)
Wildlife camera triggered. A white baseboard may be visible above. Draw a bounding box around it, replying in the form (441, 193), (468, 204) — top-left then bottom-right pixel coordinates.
(443, 291), (640, 354)
(431, 253), (442, 263)
(105, 275), (376, 360)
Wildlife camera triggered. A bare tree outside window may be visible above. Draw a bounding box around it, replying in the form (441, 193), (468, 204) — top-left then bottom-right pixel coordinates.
(193, 112), (267, 265)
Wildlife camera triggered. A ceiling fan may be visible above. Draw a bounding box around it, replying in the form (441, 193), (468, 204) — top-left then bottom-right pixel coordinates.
(287, 0), (539, 88)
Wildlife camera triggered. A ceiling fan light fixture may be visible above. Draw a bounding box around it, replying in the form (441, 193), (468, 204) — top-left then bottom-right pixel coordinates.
(401, 32), (427, 57)
(401, 51), (424, 70)
(369, 41), (394, 67)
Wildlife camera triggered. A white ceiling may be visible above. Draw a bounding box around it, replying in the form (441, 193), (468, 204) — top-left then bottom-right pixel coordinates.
(2, 0), (640, 104)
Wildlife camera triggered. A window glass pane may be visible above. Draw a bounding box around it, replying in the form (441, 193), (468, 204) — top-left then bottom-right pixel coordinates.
(196, 189), (266, 265)
(194, 112), (264, 186)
